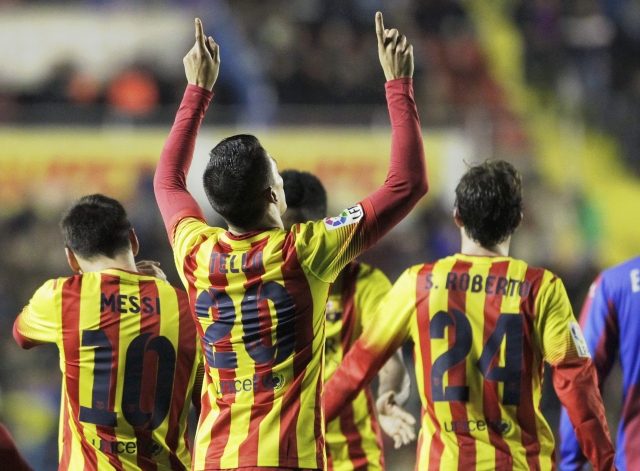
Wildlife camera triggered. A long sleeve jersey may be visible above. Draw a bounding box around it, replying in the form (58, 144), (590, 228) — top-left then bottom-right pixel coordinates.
(324, 254), (616, 471)
(153, 79), (427, 470)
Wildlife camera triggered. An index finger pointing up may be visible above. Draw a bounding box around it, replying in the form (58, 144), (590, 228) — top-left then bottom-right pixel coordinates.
(195, 18), (206, 46)
(375, 12), (385, 43)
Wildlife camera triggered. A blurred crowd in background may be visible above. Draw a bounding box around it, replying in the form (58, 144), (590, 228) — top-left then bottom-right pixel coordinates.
(1, 0), (637, 469)
(0, 0), (637, 165)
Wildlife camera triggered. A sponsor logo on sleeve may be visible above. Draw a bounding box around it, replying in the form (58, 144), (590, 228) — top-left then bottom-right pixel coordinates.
(323, 204), (363, 231)
(569, 321), (591, 358)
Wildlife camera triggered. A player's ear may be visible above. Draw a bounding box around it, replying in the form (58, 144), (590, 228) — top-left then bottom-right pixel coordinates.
(266, 186), (279, 204)
(65, 247), (82, 274)
(453, 207), (464, 228)
(129, 229), (140, 257)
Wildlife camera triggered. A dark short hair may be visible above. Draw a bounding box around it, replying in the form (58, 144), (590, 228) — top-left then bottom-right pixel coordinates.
(455, 160), (523, 248)
(281, 170), (327, 225)
(203, 134), (272, 228)
(60, 194), (132, 259)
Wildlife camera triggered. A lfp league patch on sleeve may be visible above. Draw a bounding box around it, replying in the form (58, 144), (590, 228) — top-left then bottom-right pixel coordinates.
(569, 321), (591, 358)
(324, 204), (363, 231)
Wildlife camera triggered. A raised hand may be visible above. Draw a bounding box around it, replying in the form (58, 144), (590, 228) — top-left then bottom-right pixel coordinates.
(136, 260), (168, 281)
(376, 391), (416, 449)
(375, 12), (414, 81)
(183, 18), (220, 91)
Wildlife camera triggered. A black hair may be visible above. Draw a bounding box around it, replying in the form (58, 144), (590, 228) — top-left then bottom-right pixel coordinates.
(281, 169), (327, 224)
(60, 194), (132, 259)
(203, 134), (272, 228)
(454, 160), (523, 248)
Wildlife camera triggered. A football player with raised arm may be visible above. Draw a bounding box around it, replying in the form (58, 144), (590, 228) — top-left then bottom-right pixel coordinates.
(153, 13), (427, 471)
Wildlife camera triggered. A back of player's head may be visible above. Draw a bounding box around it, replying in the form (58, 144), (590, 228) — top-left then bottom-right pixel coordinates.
(60, 194), (132, 259)
(204, 134), (273, 228)
(281, 170), (327, 227)
(455, 160), (523, 248)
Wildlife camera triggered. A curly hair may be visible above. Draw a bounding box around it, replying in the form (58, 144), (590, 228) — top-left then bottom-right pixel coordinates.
(454, 160), (523, 248)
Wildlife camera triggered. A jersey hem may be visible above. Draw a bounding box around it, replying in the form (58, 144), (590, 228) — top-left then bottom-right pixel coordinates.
(195, 459), (322, 470)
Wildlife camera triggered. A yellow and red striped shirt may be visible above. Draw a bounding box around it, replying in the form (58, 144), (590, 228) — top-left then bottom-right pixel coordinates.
(325, 254), (613, 470)
(14, 269), (202, 471)
(172, 207), (373, 470)
(324, 262), (390, 471)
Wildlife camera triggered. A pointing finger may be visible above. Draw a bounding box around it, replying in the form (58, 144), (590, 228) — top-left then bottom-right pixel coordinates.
(375, 11), (385, 43)
(195, 18), (206, 47)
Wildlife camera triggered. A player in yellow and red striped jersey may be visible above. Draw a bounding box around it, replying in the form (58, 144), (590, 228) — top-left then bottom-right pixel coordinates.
(281, 170), (415, 471)
(153, 15), (427, 471)
(324, 161), (617, 470)
(13, 195), (203, 471)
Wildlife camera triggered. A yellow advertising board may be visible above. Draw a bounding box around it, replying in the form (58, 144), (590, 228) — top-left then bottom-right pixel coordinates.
(0, 127), (452, 214)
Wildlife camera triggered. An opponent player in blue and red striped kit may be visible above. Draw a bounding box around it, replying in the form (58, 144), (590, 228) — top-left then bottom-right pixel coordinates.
(559, 255), (640, 470)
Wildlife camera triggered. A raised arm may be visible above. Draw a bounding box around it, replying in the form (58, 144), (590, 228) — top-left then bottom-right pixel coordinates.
(153, 18), (221, 241)
(295, 14), (428, 283)
(362, 12), (428, 243)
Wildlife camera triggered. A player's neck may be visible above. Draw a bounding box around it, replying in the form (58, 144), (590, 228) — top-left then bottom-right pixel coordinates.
(76, 252), (138, 274)
(459, 231), (510, 257)
(227, 207), (284, 235)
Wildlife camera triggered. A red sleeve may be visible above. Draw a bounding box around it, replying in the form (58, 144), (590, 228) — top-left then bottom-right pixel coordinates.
(323, 339), (397, 422)
(552, 359), (616, 471)
(360, 78), (428, 243)
(154, 85), (213, 242)
(0, 424), (32, 471)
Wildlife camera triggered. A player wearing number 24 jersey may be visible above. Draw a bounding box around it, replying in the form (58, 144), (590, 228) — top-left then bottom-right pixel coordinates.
(154, 15), (427, 471)
(13, 195), (203, 471)
(324, 161), (616, 470)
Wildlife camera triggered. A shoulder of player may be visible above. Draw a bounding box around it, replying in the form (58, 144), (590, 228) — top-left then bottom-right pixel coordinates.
(406, 260), (438, 276)
(174, 217), (224, 243)
(291, 203), (365, 235)
(139, 276), (190, 303)
(600, 256), (640, 283)
(501, 257), (557, 287)
(35, 275), (78, 294)
(353, 261), (378, 279)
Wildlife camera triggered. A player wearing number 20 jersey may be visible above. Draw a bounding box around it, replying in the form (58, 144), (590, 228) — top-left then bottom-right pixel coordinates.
(154, 16), (427, 470)
(13, 195), (203, 471)
(324, 161), (616, 470)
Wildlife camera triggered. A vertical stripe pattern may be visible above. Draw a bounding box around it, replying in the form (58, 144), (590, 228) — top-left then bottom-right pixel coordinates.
(19, 270), (200, 470)
(394, 254), (575, 470)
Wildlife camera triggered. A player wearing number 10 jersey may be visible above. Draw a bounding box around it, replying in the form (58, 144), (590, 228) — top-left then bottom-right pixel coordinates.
(13, 195), (203, 471)
(324, 161), (616, 470)
(154, 15), (427, 471)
